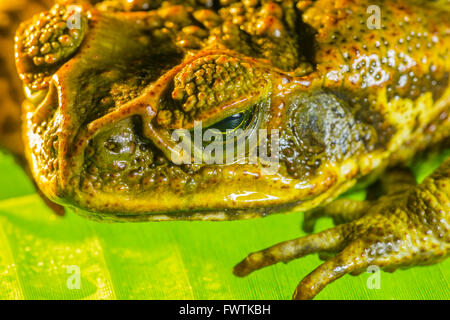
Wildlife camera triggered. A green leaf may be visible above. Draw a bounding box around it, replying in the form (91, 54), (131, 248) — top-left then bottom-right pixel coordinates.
(0, 151), (448, 300)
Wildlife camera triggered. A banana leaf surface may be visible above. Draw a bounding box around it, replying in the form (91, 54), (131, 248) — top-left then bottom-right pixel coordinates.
(0, 150), (449, 300)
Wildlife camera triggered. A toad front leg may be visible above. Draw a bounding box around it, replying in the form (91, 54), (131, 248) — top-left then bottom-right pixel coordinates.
(234, 157), (450, 300)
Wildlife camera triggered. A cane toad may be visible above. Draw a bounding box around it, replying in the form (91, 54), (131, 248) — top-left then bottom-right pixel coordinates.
(1, 0), (449, 299)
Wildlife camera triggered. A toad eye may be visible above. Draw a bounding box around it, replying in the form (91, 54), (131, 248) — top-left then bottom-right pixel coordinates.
(207, 108), (254, 134)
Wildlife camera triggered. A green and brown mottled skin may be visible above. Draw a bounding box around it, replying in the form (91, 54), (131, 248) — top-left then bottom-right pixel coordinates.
(1, 0), (449, 299)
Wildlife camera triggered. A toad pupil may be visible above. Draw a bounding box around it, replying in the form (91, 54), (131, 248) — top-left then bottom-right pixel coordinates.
(207, 111), (252, 134)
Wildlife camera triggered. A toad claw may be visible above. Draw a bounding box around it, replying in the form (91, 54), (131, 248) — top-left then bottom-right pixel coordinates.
(234, 159), (450, 299)
(233, 226), (346, 277)
(292, 240), (368, 300)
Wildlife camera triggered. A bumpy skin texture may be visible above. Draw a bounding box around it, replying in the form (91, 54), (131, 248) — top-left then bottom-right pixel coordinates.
(0, 0), (54, 156)
(7, 0), (450, 299)
(0, 0), (67, 215)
